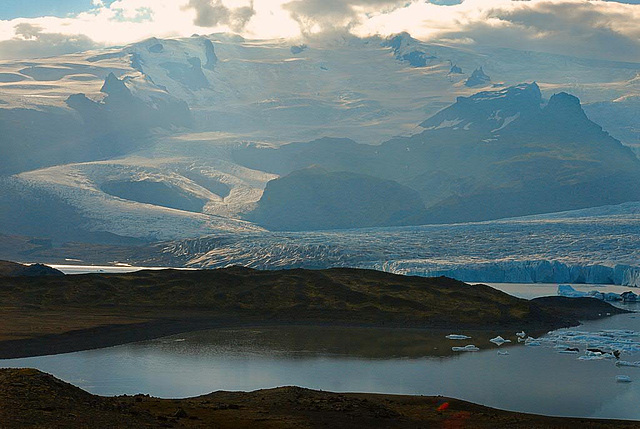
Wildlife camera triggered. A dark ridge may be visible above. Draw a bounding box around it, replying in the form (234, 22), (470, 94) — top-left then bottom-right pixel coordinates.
(0, 260), (64, 278)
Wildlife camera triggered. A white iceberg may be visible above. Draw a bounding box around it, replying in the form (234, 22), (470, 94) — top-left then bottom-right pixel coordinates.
(616, 375), (632, 383)
(490, 336), (511, 346)
(497, 350), (509, 356)
(516, 331), (526, 338)
(557, 285), (590, 298)
(446, 334), (471, 340)
(452, 345), (480, 352)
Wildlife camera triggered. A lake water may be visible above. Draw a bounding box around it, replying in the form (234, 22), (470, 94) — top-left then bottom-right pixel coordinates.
(3, 278), (640, 420)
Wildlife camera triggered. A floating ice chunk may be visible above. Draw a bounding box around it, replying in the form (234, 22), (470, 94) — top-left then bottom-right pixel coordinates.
(497, 351), (509, 356)
(579, 354), (604, 361)
(604, 293), (622, 301)
(490, 336), (511, 346)
(616, 375), (632, 383)
(516, 331), (526, 338)
(558, 349), (579, 354)
(446, 334), (471, 340)
(452, 345), (480, 352)
(616, 361), (640, 368)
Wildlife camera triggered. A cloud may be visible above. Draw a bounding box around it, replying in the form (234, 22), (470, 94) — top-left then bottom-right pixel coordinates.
(447, 1), (640, 61)
(352, 0), (640, 62)
(0, 23), (100, 60)
(183, 0), (256, 31)
(0, 0), (638, 63)
(283, 0), (408, 33)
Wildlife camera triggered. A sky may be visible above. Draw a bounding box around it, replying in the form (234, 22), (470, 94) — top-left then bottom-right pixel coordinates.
(0, 0), (639, 62)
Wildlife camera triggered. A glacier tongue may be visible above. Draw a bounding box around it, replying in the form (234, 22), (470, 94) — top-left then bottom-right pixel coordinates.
(379, 261), (640, 287)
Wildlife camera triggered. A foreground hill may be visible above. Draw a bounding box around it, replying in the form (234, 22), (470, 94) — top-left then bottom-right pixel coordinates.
(0, 369), (636, 429)
(0, 266), (624, 359)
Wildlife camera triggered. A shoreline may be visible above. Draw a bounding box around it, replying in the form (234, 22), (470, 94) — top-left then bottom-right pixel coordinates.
(1, 368), (638, 428)
(0, 266), (628, 359)
(0, 309), (621, 360)
(0, 317), (557, 360)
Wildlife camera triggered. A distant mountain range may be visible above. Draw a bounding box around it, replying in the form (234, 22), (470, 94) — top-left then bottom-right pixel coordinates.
(237, 83), (640, 228)
(0, 33), (639, 241)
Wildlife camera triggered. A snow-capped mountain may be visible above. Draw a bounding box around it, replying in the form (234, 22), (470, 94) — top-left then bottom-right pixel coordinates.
(1, 32), (639, 243)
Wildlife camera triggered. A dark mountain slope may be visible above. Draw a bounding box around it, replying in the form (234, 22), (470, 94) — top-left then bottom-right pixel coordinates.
(247, 167), (425, 231)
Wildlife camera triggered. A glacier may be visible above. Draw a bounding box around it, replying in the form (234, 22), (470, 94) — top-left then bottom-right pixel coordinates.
(157, 204), (640, 287)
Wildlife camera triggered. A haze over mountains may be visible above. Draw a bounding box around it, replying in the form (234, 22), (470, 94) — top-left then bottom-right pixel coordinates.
(1, 32), (639, 274)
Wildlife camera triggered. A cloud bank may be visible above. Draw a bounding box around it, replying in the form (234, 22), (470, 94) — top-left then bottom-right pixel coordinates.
(0, 0), (638, 63)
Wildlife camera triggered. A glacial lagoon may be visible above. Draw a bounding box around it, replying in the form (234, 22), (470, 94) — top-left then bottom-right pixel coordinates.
(3, 286), (640, 420)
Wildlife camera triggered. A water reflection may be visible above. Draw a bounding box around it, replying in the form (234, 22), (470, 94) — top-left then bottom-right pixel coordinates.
(3, 314), (640, 420)
(144, 326), (526, 359)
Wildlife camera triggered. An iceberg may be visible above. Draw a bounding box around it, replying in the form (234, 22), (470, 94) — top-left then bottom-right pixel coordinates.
(452, 345), (480, 352)
(621, 291), (638, 302)
(604, 292), (622, 301)
(616, 375), (632, 383)
(497, 351), (509, 356)
(446, 334), (471, 340)
(490, 336), (511, 346)
(557, 285), (590, 298)
(516, 331), (526, 338)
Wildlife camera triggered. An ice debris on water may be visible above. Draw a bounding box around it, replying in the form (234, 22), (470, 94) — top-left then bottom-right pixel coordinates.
(555, 345), (579, 353)
(578, 351), (615, 361)
(616, 361), (640, 368)
(557, 285), (624, 301)
(516, 331), (526, 338)
(446, 334), (471, 340)
(497, 350), (509, 356)
(616, 375), (632, 383)
(452, 345), (479, 352)
(543, 329), (640, 354)
(525, 337), (541, 346)
(490, 336), (511, 346)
